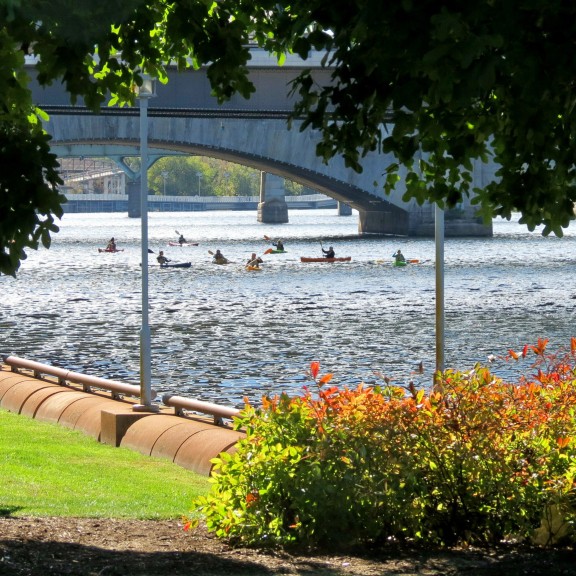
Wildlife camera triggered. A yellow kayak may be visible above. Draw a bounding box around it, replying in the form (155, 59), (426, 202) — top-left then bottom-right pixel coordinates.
(245, 265), (262, 271)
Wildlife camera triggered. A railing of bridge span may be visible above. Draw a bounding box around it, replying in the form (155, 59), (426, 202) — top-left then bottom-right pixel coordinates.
(64, 193), (334, 204)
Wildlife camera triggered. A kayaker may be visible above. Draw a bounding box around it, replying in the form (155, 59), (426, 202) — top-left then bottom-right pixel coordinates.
(247, 253), (263, 268)
(273, 239), (284, 251)
(106, 237), (117, 251)
(213, 249), (227, 264)
(178, 234), (187, 245)
(322, 246), (335, 258)
(157, 251), (170, 266)
(393, 249), (406, 263)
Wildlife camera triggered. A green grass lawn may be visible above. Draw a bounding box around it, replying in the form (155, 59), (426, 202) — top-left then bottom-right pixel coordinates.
(0, 408), (211, 519)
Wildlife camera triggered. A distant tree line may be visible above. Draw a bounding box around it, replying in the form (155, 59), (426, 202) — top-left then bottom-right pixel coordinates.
(148, 157), (313, 197)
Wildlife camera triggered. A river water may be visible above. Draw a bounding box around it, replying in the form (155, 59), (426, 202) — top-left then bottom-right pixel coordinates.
(1, 209), (575, 408)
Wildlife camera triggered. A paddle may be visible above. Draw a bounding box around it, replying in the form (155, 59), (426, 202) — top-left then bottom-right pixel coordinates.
(263, 235), (271, 241)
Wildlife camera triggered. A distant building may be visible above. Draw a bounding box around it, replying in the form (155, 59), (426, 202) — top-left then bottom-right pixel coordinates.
(58, 158), (126, 195)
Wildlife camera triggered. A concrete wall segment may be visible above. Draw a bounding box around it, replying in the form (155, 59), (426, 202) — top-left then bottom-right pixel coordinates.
(1, 381), (62, 414)
(1, 362), (244, 476)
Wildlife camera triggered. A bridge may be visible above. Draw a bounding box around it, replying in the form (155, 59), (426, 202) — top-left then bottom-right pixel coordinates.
(62, 193), (336, 213)
(28, 50), (494, 236)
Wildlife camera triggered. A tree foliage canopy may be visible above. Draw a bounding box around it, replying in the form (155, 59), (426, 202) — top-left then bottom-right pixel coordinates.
(2, 0), (575, 274)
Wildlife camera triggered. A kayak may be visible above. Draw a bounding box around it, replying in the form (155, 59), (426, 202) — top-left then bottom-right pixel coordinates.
(300, 257), (352, 263)
(98, 248), (124, 253)
(168, 241), (199, 247)
(245, 265), (262, 271)
(394, 259), (419, 266)
(213, 259), (229, 265)
(367, 259), (420, 266)
(160, 262), (191, 269)
(269, 250), (287, 254)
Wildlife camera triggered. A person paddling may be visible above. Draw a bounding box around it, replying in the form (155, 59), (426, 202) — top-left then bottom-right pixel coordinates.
(106, 237), (117, 251)
(273, 239), (285, 251)
(247, 253), (263, 268)
(178, 234), (187, 246)
(157, 251), (170, 266)
(213, 249), (228, 264)
(393, 249), (406, 263)
(322, 245), (335, 258)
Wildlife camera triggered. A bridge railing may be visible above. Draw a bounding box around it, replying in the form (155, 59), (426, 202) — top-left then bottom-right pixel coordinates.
(64, 193), (334, 204)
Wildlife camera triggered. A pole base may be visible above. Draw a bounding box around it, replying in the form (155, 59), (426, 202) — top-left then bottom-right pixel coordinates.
(132, 403), (160, 413)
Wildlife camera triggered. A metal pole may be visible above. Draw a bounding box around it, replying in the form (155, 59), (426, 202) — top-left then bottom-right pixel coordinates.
(435, 203), (445, 383)
(134, 86), (158, 412)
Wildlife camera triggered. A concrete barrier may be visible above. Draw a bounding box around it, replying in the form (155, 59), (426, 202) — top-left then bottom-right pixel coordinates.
(0, 363), (243, 476)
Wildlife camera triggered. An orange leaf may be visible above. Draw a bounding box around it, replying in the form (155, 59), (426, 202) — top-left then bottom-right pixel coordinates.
(181, 516), (197, 532)
(509, 349), (519, 360)
(557, 437), (571, 449)
(571, 337), (576, 356)
(318, 373), (333, 386)
(536, 338), (549, 354)
(522, 344), (529, 358)
(310, 361), (320, 379)
(246, 492), (259, 506)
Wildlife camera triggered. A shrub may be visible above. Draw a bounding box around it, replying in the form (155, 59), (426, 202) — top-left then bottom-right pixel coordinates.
(189, 341), (576, 548)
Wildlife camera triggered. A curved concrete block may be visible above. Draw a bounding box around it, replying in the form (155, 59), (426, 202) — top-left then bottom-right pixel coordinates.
(58, 396), (122, 437)
(120, 414), (191, 457)
(0, 373), (44, 402)
(32, 390), (94, 423)
(19, 387), (71, 418)
(149, 420), (216, 462)
(174, 428), (245, 476)
(73, 399), (137, 440)
(58, 396), (110, 430)
(1, 380), (61, 414)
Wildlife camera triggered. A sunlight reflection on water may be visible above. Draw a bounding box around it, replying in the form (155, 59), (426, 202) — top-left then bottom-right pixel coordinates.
(1, 210), (575, 407)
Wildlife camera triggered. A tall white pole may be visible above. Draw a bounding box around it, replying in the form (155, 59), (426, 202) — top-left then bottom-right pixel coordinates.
(435, 203), (445, 382)
(134, 79), (158, 412)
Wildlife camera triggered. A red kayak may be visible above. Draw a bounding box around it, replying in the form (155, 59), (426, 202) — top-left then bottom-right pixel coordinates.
(98, 248), (124, 253)
(168, 241), (199, 247)
(300, 256), (351, 263)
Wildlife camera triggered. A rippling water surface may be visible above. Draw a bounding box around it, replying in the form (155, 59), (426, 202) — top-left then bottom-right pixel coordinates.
(1, 210), (575, 407)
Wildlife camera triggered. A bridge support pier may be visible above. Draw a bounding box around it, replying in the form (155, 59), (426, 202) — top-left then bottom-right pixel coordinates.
(358, 202), (492, 237)
(127, 179), (140, 218)
(338, 202), (352, 216)
(257, 173), (288, 224)
(358, 205), (410, 235)
(408, 203), (493, 237)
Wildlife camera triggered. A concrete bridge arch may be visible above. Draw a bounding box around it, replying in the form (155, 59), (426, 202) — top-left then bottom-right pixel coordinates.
(30, 50), (494, 236)
(47, 112), (493, 236)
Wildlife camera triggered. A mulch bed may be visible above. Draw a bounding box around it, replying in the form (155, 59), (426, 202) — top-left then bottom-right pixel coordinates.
(0, 517), (575, 575)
